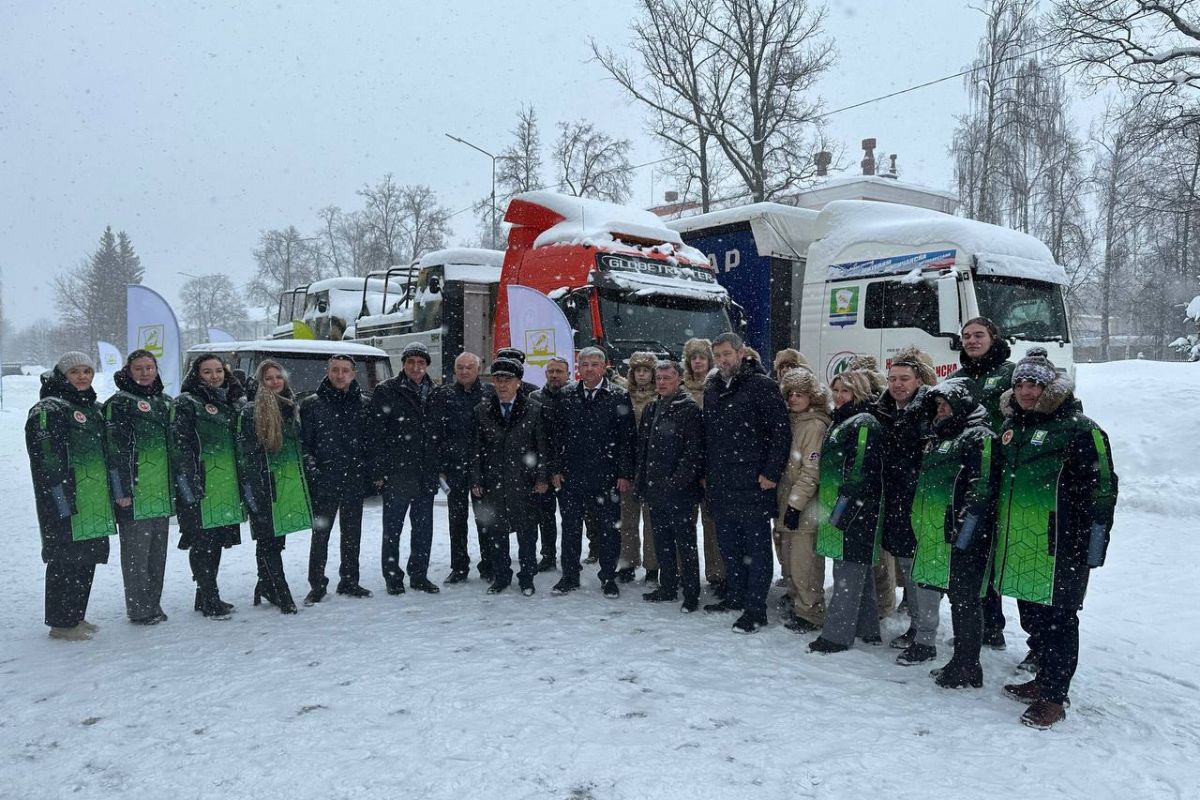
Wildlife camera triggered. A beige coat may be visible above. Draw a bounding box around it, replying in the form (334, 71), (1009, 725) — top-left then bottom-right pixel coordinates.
(776, 408), (831, 532)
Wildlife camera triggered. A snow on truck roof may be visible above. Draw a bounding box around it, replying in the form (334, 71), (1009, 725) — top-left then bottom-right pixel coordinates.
(186, 340), (388, 357)
(509, 191), (710, 265)
(667, 202), (821, 261)
(417, 247), (504, 270)
(808, 201), (1067, 285)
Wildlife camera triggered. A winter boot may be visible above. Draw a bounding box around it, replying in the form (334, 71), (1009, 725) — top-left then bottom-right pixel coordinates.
(304, 586), (327, 606)
(859, 633), (883, 646)
(485, 580), (509, 595)
(253, 580), (277, 608)
(890, 628), (916, 650)
(643, 569), (659, 585)
(537, 555), (557, 573)
(703, 598), (743, 614)
(199, 591), (232, 620)
(409, 576), (441, 594)
(983, 628), (1007, 650)
(642, 587), (678, 603)
(521, 584), (536, 597)
(616, 567), (636, 584)
(48, 624), (92, 641)
(1020, 700), (1066, 730)
(808, 637), (849, 654)
(1004, 678), (1042, 704)
(385, 576), (406, 596)
(551, 576), (580, 595)
(602, 579), (620, 599)
(336, 582), (373, 598)
(732, 612), (767, 634)
(784, 616), (820, 634)
(895, 643), (938, 666)
(1016, 650), (1039, 673)
(443, 570), (469, 585)
(681, 597), (699, 613)
(933, 661), (984, 689)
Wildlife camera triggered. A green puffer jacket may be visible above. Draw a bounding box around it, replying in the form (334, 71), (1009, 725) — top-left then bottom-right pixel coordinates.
(103, 369), (174, 521)
(237, 394), (313, 538)
(814, 400), (884, 565)
(25, 369), (116, 564)
(993, 376), (1118, 609)
(170, 379), (246, 532)
(910, 378), (998, 593)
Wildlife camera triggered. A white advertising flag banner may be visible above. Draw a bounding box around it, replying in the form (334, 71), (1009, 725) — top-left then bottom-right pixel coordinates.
(96, 341), (122, 373)
(505, 284), (575, 388)
(126, 285), (182, 395)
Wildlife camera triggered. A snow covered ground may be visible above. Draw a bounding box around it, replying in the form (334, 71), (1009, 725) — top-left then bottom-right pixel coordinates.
(0, 362), (1197, 800)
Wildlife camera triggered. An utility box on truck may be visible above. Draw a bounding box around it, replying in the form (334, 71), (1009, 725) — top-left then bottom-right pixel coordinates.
(671, 200), (1074, 380)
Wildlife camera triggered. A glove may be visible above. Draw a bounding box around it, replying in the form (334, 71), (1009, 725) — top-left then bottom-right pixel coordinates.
(49, 484), (72, 519)
(783, 506), (801, 530)
(175, 473), (197, 506)
(953, 513), (979, 552)
(1086, 522), (1109, 568)
(829, 495), (851, 531)
(241, 482), (260, 515)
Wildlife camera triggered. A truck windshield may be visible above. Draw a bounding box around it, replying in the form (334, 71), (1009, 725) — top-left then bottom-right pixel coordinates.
(974, 275), (1070, 342)
(598, 289), (730, 360)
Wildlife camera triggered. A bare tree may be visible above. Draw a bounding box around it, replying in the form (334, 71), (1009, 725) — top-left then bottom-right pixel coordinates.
(499, 105), (545, 200)
(179, 273), (248, 337)
(312, 206), (375, 277)
(398, 184), (451, 261)
(247, 226), (320, 314)
(552, 120), (634, 202)
(358, 174), (408, 268)
(1053, 0), (1200, 103)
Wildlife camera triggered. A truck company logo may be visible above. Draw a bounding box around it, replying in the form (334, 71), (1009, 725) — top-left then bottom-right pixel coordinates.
(828, 286), (860, 327)
(825, 351), (859, 381)
(829, 249), (957, 279)
(596, 253), (716, 284)
(73, 410), (87, 424)
(137, 324), (166, 358)
(524, 328), (556, 366)
(137, 400), (151, 413)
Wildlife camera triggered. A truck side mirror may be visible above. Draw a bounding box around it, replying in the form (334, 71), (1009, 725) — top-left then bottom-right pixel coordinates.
(427, 275), (441, 295)
(936, 272), (962, 349)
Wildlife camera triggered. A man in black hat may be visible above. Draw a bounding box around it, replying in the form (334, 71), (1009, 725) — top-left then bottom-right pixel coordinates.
(495, 347), (539, 396)
(300, 355), (373, 604)
(470, 358), (549, 595)
(370, 341), (442, 595)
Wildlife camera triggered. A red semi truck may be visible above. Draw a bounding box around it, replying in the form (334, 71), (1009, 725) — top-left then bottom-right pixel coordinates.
(493, 191), (735, 367)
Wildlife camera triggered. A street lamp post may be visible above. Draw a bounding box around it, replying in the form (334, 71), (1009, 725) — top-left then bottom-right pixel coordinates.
(445, 133), (498, 249)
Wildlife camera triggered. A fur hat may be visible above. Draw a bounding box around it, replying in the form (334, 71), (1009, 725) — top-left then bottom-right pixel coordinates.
(496, 347), (526, 364)
(56, 351), (95, 373)
(1013, 347), (1057, 386)
(628, 351), (658, 373)
(847, 355), (886, 394)
(889, 346), (937, 386)
(682, 338), (714, 382)
(401, 341), (431, 365)
(772, 348), (812, 378)
(780, 367), (831, 409)
(490, 357), (524, 379)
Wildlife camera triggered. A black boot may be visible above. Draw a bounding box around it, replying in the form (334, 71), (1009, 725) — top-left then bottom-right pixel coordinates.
(336, 581), (373, 598)
(703, 598), (743, 614)
(304, 586), (327, 606)
(198, 590), (231, 620)
(537, 555), (557, 573)
(808, 636), (849, 654)
(642, 587), (677, 602)
(933, 660), (984, 689)
(895, 643), (938, 666)
(616, 567), (636, 584)
(643, 569), (659, 585)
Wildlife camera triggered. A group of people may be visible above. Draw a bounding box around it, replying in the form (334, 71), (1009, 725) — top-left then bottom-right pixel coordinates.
(25, 317), (1117, 730)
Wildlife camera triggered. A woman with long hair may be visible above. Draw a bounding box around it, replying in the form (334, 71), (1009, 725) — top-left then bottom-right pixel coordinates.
(171, 354), (245, 619)
(236, 360), (311, 614)
(103, 349), (174, 625)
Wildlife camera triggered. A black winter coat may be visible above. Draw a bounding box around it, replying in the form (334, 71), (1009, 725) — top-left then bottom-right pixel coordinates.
(529, 384), (566, 468)
(300, 377), (372, 502)
(702, 356), (791, 516)
(873, 384), (934, 558)
(471, 392), (548, 530)
(430, 379), (492, 486)
(25, 370), (114, 565)
(634, 390), (705, 507)
(369, 374), (440, 496)
(553, 378), (636, 492)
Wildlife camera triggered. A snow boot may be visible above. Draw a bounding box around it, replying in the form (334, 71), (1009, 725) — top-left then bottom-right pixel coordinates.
(537, 555), (557, 573)
(1021, 700), (1066, 730)
(642, 587), (678, 603)
(304, 586), (327, 606)
(784, 616), (820, 634)
(1004, 678), (1042, 704)
(732, 612), (767, 634)
(602, 579), (620, 599)
(551, 576), (580, 595)
(616, 567), (636, 584)
(808, 637), (849, 654)
(1016, 651), (1039, 674)
(336, 582), (373, 598)
(983, 629), (1007, 650)
(385, 577), (406, 596)
(643, 569), (659, 585)
(933, 661), (984, 689)
(48, 624), (92, 641)
(409, 576), (441, 594)
(703, 598), (743, 614)
(896, 643), (937, 666)
(890, 628), (916, 650)
(485, 580), (509, 595)
(681, 597), (699, 614)
(443, 570), (469, 585)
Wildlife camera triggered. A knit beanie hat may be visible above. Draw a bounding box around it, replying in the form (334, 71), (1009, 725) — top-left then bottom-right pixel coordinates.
(401, 341), (431, 365)
(57, 351), (96, 373)
(1012, 347), (1057, 387)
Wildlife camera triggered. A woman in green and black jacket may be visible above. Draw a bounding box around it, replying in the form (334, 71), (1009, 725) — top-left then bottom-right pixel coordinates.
(808, 368), (885, 655)
(25, 352), (118, 641)
(237, 360), (312, 614)
(910, 377), (998, 689)
(103, 349), (174, 625)
(171, 354), (245, 619)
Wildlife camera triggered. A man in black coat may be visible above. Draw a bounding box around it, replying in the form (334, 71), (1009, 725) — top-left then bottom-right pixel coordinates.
(470, 358), (549, 595)
(528, 355), (570, 572)
(300, 355), (373, 604)
(370, 341), (441, 595)
(495, 347), (540, 397)
(430, 351), (493, 585)
(702, 333), (791, 633)
(636, 360), (705, 612)
(550, 347), (636, 598)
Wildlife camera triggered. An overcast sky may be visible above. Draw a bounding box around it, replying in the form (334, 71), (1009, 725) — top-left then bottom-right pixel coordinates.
(0, 0), (1094, 329)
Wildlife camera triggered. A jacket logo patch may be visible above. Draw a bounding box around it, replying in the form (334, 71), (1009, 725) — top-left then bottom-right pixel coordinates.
(937, 440), (952, 453)
(1031, 430), (1048, 446)
(985, 376), (1000, 388)
(1001, 430), (1014, 445)
(73, 410), (87, 424)
(137, 400), (152, 412)
(204, 404), (219, 415)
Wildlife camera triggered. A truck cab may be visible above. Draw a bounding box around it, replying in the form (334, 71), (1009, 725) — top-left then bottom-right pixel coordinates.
(672, 200), (1073, 381)
(495, 191), (733, 368)
(272, 277), (389, 341)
